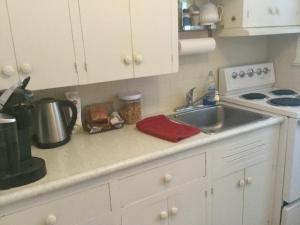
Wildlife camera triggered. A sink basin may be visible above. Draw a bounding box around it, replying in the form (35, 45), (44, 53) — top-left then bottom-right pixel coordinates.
(169, 105), (270, 133)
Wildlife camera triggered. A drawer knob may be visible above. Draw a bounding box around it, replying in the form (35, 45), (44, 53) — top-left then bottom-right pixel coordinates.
(238, 179), (245, 187)
(246, 177), (253, 185)
(45, 214), (57, 225)
(163, 173), (173, 183)
(160, 211), (168, 220)
(170, 207), (179, 215)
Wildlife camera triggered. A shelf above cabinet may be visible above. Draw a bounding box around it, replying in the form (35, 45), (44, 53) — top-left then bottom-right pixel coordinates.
(180, 24), (217, 32)
(217, 26), (300, 37)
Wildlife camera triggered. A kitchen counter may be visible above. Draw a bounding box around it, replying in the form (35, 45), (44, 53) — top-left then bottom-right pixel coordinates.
(0, 115), (284, 207)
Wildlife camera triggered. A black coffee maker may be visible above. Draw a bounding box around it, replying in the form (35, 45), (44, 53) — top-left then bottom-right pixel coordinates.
(0, 77), (46, 189)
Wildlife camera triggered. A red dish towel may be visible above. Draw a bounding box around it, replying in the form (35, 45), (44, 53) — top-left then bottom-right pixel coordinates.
(136, 115), (201, 143)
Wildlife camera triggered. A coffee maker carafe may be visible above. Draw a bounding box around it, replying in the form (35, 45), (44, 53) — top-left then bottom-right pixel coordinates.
(0, 77), (46, 189)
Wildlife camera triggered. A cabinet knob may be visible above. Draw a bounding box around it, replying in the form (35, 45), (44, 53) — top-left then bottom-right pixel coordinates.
(45, 214), (57, 225)
(163, 173), (173, 183)
(238, 179), (245, 187)
(123, 55), (133, 65)
(134, 54), (143, 65)
(170, 207), (179, 216)
(246, 177), (253, 185)
(268, 7), (275, 15)
(1, 65), (15, 77)
(160, 211), (168, 220)
(20, 63), (32, 74)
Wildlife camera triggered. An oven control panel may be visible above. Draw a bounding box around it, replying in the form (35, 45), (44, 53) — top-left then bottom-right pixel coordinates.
(219, 63), (275, 96)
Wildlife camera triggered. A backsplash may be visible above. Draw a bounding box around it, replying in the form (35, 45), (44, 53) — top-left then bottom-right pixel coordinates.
(34, 36), (268, 116)
(269, 34), (300, 90)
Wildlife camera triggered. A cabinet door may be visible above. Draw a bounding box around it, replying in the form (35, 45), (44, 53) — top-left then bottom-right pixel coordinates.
(7, 0), (78, 90)
(0, 0), (19, 90)
(78, 0), (133, 84)
(273, 0), (300, 26)
(130, 0), (178, 78)
(243, 162), (273, 225)
(244, 0), (273, 27)
(168, 181), (208, 225)
(212, 170), (244, 225)
(122, 198), (168, 225)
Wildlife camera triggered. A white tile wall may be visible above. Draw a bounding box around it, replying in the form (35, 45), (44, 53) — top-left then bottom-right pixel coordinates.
(268, 34), (300, 90)
(34, 35), (268, 116)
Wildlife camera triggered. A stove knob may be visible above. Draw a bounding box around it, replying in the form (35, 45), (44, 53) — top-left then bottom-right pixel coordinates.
(256, 68), (263, 75)
(263, 67), (270, 74)
(232, 72), (238, 79)
(239, 71), (246, 78)
(247, 69), (255, 77)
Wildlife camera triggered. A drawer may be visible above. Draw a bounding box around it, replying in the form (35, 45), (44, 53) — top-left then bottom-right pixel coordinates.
(118, 153), (206, 207)
(213, 136), (271, 178)
(1, 184), (111, 225)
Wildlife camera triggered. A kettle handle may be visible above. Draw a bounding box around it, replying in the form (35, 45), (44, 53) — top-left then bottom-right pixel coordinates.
(60, 100), (77, 136)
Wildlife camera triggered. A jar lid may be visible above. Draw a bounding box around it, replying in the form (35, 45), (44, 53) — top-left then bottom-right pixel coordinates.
(118, 92), (142, 101)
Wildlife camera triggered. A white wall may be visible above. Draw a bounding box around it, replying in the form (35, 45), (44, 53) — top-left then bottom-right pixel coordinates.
(268, 34), (300, 90)
(34, 36), (268, 116)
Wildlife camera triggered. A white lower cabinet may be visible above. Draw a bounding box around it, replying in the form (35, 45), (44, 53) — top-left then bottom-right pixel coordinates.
(213, 170), (244, 225)
(1, 184), (112, 225)
(212, 161), (273, 225)
(122, 181), (208, 225)
(168, 182), (208, 225)
(0, 127), (279, 225)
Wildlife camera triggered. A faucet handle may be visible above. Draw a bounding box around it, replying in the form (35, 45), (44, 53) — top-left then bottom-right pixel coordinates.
(186, 88), (196, 106)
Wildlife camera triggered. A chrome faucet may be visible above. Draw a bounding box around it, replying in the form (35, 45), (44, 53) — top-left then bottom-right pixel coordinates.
(186, 87), (196, 107)
(175, 87), (220, 112)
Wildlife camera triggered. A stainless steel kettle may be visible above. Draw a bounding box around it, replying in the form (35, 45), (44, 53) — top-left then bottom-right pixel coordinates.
(33, 98), (77, 149)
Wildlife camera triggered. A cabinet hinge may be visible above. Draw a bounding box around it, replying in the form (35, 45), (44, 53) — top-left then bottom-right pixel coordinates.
(74, 63), (78, 73)
(84, 62), (88, 72)
(211, 188), (214, 195)
(171, 55), (174, 63)
(205, 190), (208, 198)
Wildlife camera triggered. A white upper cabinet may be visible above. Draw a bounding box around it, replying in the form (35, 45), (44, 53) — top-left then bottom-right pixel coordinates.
(77, 0), (178, 84)
(244, 0), (300, 27)
(78, 0), (134, 83)
(6, 0), (78, 90)
(215, 0), (300, 36)
(273, 0), (300, 27)
(1, 0), (178, 90)
(0, 0), (19, 90)
(130, 0), (178, 78)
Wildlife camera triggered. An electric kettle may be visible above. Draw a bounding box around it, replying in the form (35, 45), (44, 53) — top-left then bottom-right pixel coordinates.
(33, 98), (77, 149)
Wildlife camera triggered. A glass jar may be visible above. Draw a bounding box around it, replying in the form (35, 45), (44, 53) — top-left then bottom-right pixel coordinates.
(118, 92), (142, 124)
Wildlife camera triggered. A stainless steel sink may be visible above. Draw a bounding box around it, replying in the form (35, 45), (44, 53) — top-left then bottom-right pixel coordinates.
(169, 105), (270, 134)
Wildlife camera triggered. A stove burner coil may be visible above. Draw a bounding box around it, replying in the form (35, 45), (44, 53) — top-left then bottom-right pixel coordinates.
(268, 98), (300, 107)
(241, 93), (268, 100)
(271, 89), (297, 96)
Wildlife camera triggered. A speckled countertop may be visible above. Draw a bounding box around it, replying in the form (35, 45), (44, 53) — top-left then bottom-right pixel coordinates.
(0, 115), (283, 207)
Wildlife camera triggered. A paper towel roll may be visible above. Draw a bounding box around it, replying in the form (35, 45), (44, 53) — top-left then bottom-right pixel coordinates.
(179, 38), (216, 56)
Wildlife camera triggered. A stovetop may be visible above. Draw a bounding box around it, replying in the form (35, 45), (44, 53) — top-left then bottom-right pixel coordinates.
(222, 88), (300, 118)
(219, 63), (300, 118)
